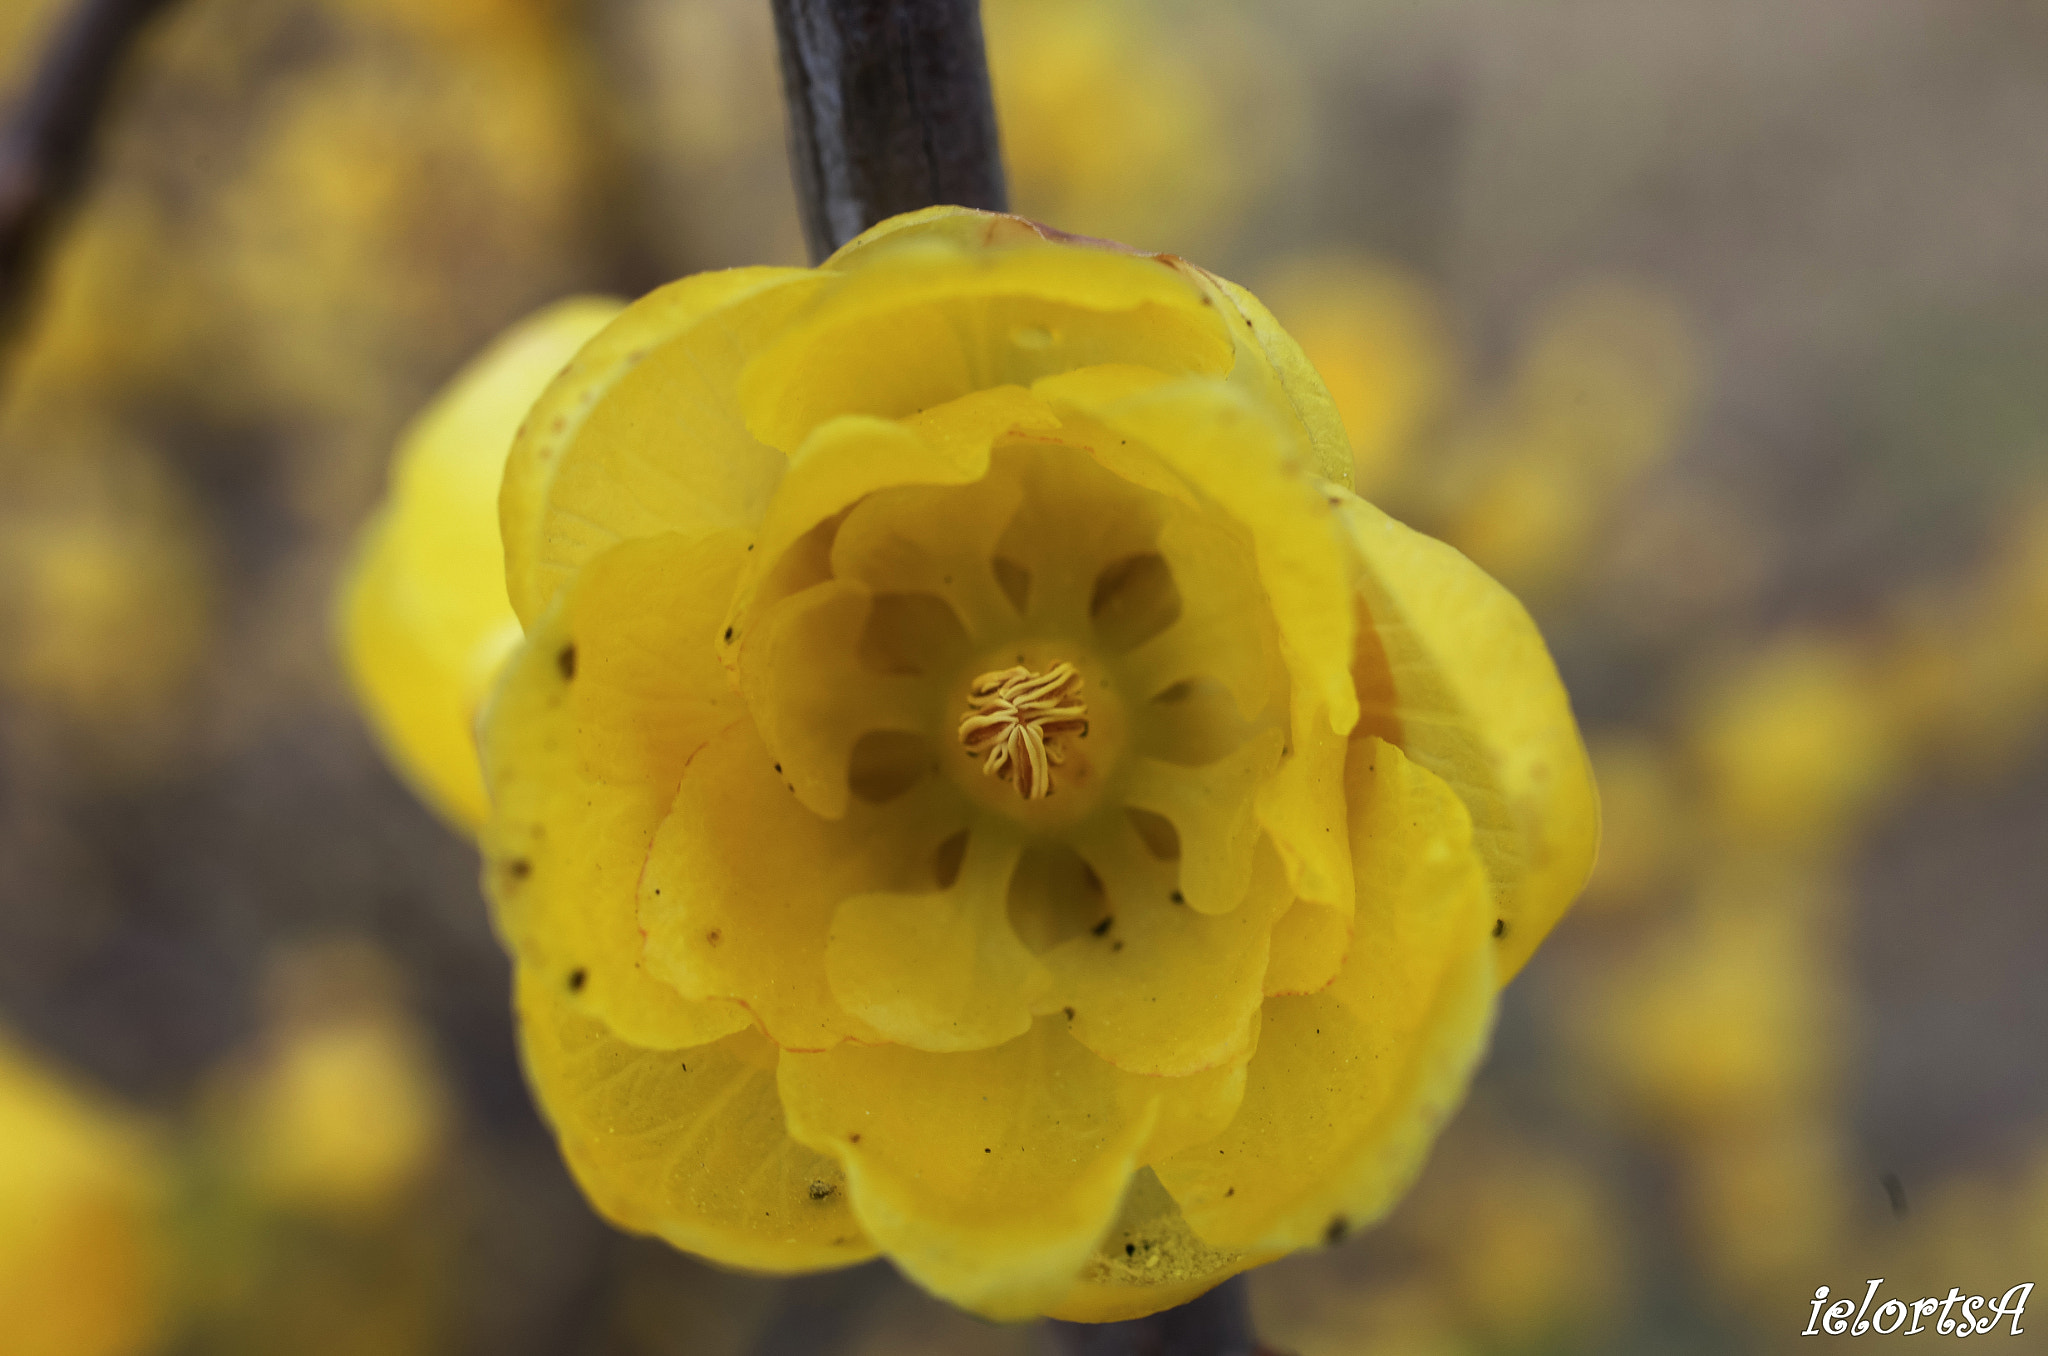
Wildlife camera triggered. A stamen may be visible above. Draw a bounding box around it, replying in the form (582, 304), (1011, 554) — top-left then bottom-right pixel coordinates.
(959, 661), (1089, 799)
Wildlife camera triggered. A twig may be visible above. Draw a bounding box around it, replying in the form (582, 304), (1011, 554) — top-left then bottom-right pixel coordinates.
(0, 0), (179, 345)
(1045, 1276), (1285, 1356)
(769, 0), (1006, 262)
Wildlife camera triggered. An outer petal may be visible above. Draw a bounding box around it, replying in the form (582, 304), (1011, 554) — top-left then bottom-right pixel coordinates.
(514, 967), (875, 1274)
(777, 1021), (1163, 1321)
(1154, 739), (1496, 1252)
(1342, 496), (1600, 981)
(1177, 264), (1354, 489)
(341, 297), (619, 831)
(481, 532), (753, 1050)
(739, 235), (1233, 453)
(500, 267), (823, 626)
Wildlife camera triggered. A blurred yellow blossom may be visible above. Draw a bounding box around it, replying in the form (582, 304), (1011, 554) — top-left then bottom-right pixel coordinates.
(0, 441), (213, 739)
(342, 206), (1597, 1320)
(1408, 1130), (1629, 1346)
(207, 945), (452, 1218)
(984, 0), (1296, 254)
(1435, 279), (1697, 598)
(1576, 889), (1841, 1132)
(1580, 733), (1692, 909)
(1688, 635), (1901, 857)
(0, 1032), (165, 1356)
(1681, 1115), (1852, 1303)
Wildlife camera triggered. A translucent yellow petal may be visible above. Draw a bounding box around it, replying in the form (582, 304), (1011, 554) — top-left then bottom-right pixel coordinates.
(740, 238), (1232, 453)
(1255, 688), (1356, 912)
(1120, 730), (1285, 916)
(721, 387), (1060, 668)
(1263, 897), (1351, 997)
(640, 721), (965, 1051)
(1342, 496), (1600, 982)
(1036, 376), (1359, 736)
(828, 470), (1028, 642)
(826, 824), (1051, 1052)
(1154, 739), (1496, 1252)
(1050, 824), (1288, 1077)
(777, 1020), (1161, 1321)
(514, 967), (875, 1273)
(481, 533), (753, 1050)
(1179, 263), (1354, 489)
(501, 268), (823, 625)
(341, 297), (619, 832)
(823, 205), (1128, 270)
(732, 579), (934, 820)
(1048, 1171), (1277, 1325)
(1121, 506), (1278, 717)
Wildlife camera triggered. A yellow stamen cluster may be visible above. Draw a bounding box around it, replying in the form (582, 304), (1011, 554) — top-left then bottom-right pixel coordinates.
(958, 662), (1089, 799)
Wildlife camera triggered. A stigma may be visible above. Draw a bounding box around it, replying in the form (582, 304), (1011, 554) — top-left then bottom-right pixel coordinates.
(958, 662), (1089, 800)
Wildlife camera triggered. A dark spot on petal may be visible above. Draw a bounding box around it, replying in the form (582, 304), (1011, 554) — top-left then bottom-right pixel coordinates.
(1882, 1171), (1908, 1217)
(557, 644), (577, 680)
(849, 1133), (861, 1144)
(1170, 890), (1184, 904)
(1063, 1007), (1076, 1020)
(706, 929), (722, 946)
(808, 1180), (837, 1201)
(774, 763), (782, 773)
(1225, 1187), (1235, 1197)
(567, 968), (586, 992)
(1091, 916), (1113, 937)
(508, 858), (532, 880)
(723, 627), (734, 641)
(1493, 918), (1507, 938)
(1112, 939), (1124, 952)
(1324, 1216), (1349, 1245)
(1125, 1243), (1136, 1257)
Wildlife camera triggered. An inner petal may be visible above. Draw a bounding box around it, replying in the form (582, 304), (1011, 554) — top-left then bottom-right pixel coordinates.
(738, 578), (938, 819)
(825, 824), (1049, 1052)
(1120, 730), (1287, 915)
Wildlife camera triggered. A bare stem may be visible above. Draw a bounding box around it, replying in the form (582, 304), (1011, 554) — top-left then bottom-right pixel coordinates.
(769, 0), (1006, 263)
(0, 0), (180, 344)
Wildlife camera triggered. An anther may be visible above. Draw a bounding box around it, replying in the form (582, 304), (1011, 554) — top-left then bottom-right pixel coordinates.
(958, 661), (1088, 799)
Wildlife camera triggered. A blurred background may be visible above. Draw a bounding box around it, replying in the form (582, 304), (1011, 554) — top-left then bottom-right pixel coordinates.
(2, 0), (2045, 1352)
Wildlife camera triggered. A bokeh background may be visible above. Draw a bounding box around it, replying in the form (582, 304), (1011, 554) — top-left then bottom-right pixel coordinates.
(3, 1), (2046, 1352)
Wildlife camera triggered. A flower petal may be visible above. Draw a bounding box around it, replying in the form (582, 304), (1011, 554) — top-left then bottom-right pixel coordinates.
(1179, 264), (1354, 489)
(342, 297), (619, 832)
(1051, 824), (1289, 1077)
(639, 721), (964, 1051)
(501, 267), (822, 626)
(514, 966), (875, 1273)
(1120, 730), (1285, 916)
(1342, 496), (1600, 982)
(1262, 897), (1351, 997)
(740, 237), (1232, 454)
(1035, 374), (1359, 736)
(734, 578), (934, 820)
(481, 532), (753, 1050)
(826, 823), (1052, 1052)
(1154, 738), (1496, 1252)
(777, 1020), (1162, 1321)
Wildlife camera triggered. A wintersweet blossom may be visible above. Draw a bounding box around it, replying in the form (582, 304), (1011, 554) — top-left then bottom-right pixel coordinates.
(340, 207), (1597, 1321)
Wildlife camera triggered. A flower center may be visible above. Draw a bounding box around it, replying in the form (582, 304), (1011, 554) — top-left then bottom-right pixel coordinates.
(957, 661), (1089, 800)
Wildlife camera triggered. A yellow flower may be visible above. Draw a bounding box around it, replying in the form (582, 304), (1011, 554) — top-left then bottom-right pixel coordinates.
(343, 207), (1597, 1321)
(0, 1032), (165, 1356)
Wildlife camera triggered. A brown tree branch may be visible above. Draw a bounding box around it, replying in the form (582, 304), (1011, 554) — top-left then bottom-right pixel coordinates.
(769, 0), (1006, 263)
(0, 0), (180, 343)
